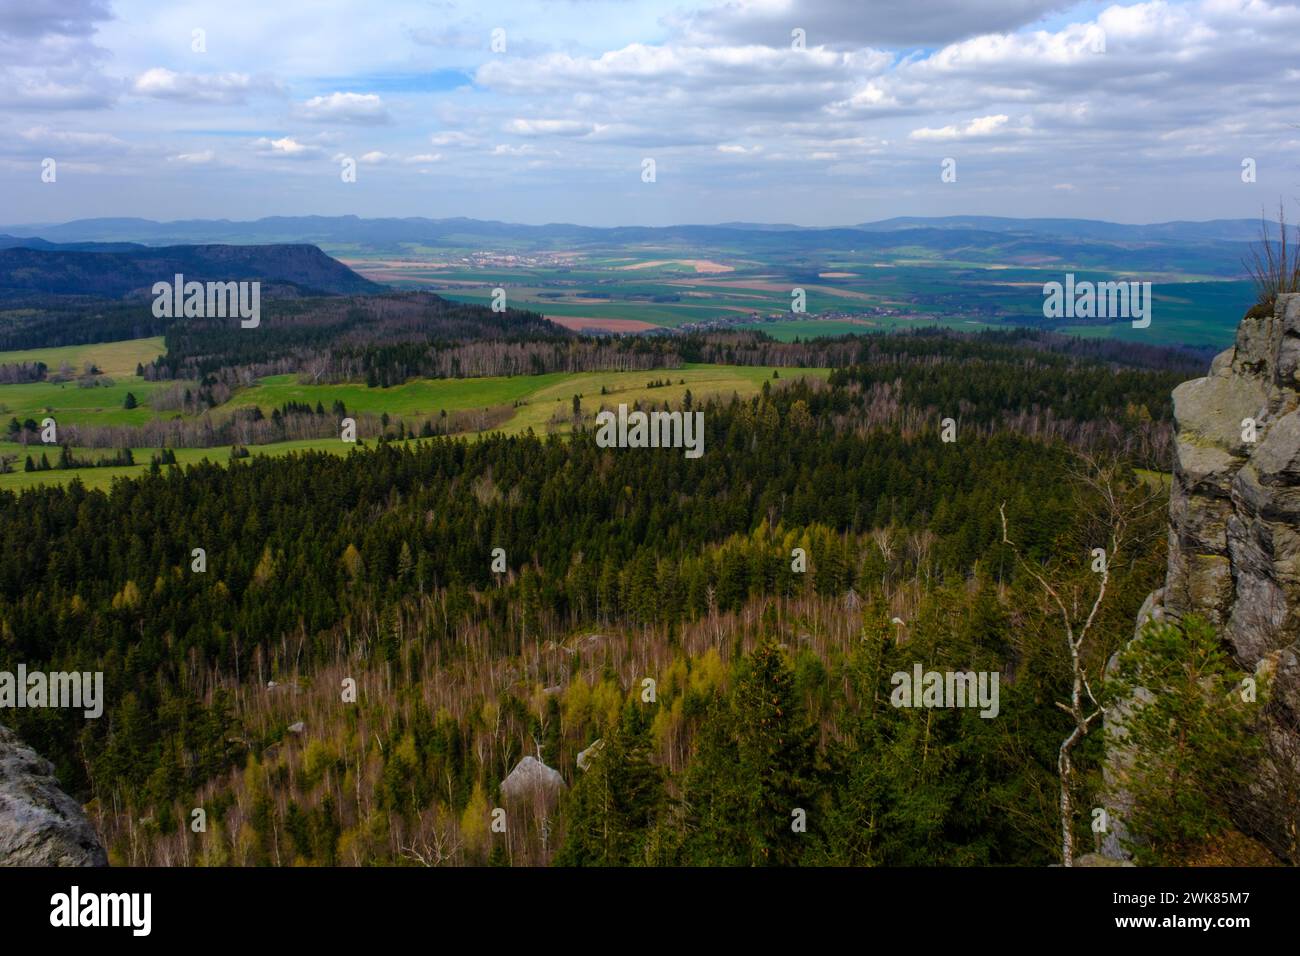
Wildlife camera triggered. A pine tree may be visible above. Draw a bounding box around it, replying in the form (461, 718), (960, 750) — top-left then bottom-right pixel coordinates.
(810, 608), (891, 865)
(730, 641), (820, 865)
(556, 704), (664, 866)
(1110, 616), (1259, 864)
(680, 642), (819, 865)
(679, 694), (747, 864)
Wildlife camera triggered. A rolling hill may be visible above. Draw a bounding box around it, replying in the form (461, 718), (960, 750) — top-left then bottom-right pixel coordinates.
(0, 242), (383, 300)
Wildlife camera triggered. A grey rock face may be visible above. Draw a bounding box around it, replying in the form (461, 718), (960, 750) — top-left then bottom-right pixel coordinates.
(1105, 293), (1300, 862)
(500, 755), (566, 802)
(0, 723), (108, 866)
(576, 739), (605, 772)
(1176, 295), (1300, 684)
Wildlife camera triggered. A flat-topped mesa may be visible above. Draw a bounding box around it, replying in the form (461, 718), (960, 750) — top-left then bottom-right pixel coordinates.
(1105, 292), (1300, 862)
(0, 723), (107, 867)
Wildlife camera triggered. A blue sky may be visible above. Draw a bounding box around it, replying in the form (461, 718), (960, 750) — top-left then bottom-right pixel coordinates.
(2, 0), (1298, 227)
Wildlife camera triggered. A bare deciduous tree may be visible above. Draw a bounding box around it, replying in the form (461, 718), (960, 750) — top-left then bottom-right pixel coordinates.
(1000, 453), (1163, 865)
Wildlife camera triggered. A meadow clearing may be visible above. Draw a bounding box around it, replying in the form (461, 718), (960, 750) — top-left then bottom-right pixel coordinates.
(0, 335), (829, 491)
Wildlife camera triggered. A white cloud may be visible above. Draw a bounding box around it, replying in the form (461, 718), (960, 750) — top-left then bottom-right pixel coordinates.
(0, 72), (116, 109)
(0, 0), (111, 38)
(7, 0), (1300, 224)
(19, 126), (127, 150)
(131, 67), (280, 103)
(506, 118), (600, 137)
(430, 131), (477, 147)
(476, 42), (884, 97)
(909, 114), (1012, 141)
(673, 0), (1071, 48)
(298, 91), (391, 125)
(0, 0), (114, 109)
(252, 136), (322, 159)
(0, 124), (132, 168)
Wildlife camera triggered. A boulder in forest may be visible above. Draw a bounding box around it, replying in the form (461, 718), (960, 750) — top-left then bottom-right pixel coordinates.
(500, 755), (566, 800)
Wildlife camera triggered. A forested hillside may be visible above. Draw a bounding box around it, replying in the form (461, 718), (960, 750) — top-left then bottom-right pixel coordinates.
(2, 328), (1258, 867)
(0, 243), (380, 302)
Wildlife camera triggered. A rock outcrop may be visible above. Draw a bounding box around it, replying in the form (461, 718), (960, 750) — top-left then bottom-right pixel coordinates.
(0, 723), (108, 866)
(576, 739), (605, 772)
(1104, 292), (1300, 862)
(500, 755), (566, 802)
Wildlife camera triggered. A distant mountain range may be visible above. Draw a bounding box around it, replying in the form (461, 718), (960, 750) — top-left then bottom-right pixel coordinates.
(853, 216), (1288, 243)
(0, 241), (381, 300)
(1, 214), (1286, 247)
(0, 215), (1286, 297)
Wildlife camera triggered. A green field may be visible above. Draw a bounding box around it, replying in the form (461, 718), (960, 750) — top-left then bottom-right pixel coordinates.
(353, 251), (1253, 347)
(0, 336), (169, 429)
(229, 371), (575, 418)
(0, 356), (830, 491)
(739, 316), (1006, 341)
(0, 438), (357, 492)
(1056, 280), (1255, 349)
(496, 364), (827, 435)
(0, 337), (165, 377)
(0, 378), (165, 427)
(229, 364), (822, 431)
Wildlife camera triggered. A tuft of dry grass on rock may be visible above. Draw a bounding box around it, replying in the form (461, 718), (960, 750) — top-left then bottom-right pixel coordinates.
(1246, 201), (1300, 312)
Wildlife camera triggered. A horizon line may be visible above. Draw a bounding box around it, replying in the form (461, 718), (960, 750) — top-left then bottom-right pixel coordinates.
(1, 212), (1289, 233)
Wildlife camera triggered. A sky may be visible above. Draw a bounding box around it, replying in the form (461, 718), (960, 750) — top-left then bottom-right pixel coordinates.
(1, 0), (1298, 228)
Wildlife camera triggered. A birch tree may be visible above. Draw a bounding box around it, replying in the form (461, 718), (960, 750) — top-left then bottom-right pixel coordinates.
(1000, 453), (1163, 865)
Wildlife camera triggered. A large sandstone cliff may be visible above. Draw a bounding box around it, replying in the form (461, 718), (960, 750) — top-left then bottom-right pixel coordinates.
(0, 723), (108, 866)
(1104, 292), (1300, 862)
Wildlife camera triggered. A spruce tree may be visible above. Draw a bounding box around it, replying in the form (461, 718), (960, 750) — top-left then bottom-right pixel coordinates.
(680, 641), (819, 865)
(730, 641), (820, 865)
(1110, 616), (1259, 864)
(556, 704), (664, 866)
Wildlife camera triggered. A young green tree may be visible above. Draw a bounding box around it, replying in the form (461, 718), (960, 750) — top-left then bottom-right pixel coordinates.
(1109, 616), (1259, 864)
(811, 610), (892, 866)
(556, 704), (664, 866)
(680, 641), (820, 865)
